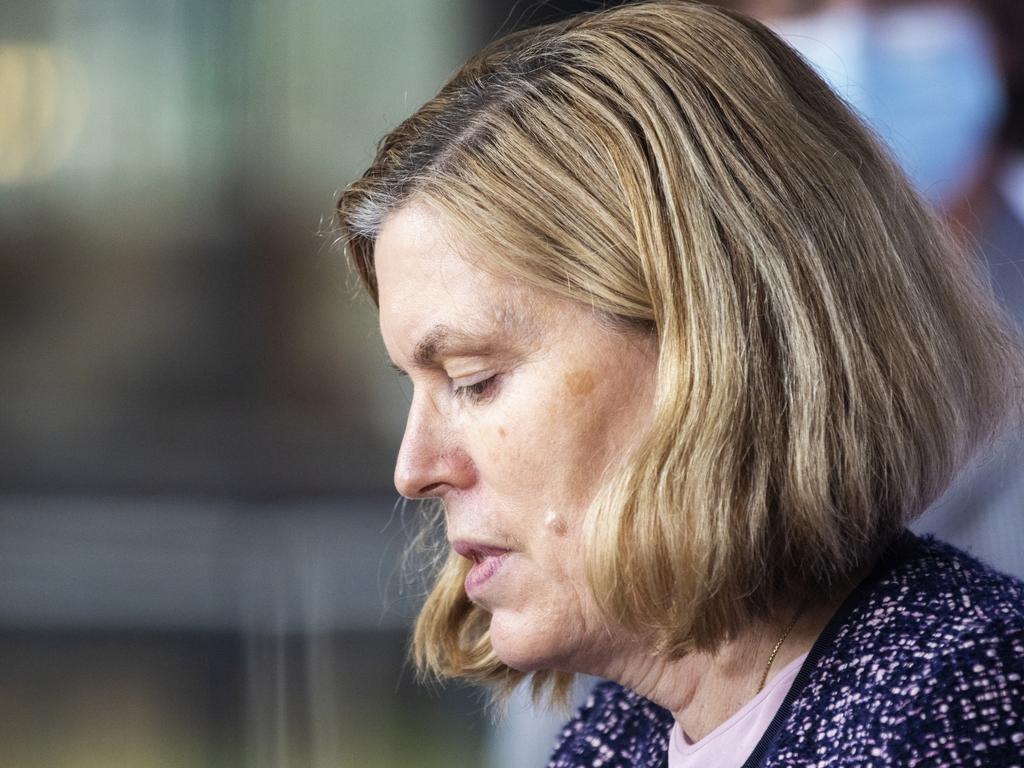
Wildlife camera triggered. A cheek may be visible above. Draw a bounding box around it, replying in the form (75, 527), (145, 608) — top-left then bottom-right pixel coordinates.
(474, 377), (623, 505)
(551, 397), (623, 499)
(479, 421), (531, 484)
(473, 396), (554, 488)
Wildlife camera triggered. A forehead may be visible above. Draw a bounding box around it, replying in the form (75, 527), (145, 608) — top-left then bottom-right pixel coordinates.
(373, 203), (532, 351)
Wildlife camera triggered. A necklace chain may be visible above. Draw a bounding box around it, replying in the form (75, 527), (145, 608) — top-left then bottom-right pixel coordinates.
(755, 602), (804, 695)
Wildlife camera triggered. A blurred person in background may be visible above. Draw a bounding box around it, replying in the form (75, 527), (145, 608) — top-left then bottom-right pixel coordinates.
(336, 3), (1024, 767)
(733, 0), (1024, 578)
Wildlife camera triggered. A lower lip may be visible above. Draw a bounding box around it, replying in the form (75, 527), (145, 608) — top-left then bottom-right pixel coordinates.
(465, 552), (512, 599)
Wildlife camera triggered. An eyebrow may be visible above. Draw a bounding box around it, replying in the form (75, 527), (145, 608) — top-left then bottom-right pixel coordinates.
(388, 305), (534, 375)
(388, 324), (495, 376)
(413, 324), (480, 366)
(385, 325), (473, 376)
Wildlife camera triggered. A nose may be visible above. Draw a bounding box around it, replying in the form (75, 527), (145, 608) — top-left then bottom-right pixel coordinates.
(393, 390), (475, 499)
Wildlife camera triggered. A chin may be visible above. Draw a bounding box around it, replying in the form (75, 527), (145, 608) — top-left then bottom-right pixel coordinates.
(488, 610), (573, 672)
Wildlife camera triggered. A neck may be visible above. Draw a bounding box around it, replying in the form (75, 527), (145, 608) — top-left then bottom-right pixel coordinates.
(591, 593), (847, 743)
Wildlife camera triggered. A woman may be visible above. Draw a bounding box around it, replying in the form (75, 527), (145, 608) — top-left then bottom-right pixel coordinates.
(336, 2), (1024, 766)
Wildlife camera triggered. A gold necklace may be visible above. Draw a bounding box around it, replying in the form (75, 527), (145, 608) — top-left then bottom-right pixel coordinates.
(755, 602), (804, 695)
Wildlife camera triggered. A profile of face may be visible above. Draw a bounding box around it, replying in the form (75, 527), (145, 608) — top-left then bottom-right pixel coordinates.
(374, 202), (658, 673)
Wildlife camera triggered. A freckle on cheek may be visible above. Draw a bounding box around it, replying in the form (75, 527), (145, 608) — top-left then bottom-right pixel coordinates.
(498, 426), (507, 439)
(565, 370), (595, 397)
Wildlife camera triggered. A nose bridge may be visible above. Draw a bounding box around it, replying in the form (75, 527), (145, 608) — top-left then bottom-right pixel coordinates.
(394, 386), (448, 498)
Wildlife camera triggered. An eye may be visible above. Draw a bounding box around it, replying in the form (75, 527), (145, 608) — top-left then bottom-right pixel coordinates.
(452, 374), (498, 403)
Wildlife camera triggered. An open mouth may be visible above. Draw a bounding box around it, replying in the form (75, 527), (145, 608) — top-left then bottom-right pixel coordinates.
(463, 551), (511, 597)
(451, 540), (513, 598)
(451, 540), (511, 563)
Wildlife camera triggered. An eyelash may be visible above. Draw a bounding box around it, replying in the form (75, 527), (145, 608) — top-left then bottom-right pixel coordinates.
(453, 375), (498, 402)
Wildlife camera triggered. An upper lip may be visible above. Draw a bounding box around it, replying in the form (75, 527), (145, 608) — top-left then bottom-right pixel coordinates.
(451, 539), (511, 564)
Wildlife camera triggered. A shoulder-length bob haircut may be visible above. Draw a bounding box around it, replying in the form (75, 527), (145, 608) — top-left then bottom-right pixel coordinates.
(336, 1), (1022, 702)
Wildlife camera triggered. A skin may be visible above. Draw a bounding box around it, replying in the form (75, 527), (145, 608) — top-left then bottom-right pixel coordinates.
(374, 201), (848, 741)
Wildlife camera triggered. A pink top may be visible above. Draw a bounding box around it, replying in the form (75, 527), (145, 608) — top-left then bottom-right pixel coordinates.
(667, 652), (808, 768)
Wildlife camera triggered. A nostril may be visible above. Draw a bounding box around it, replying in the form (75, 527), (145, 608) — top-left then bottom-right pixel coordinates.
(418, 482), (446, 498)
(394, 437), (475, 499)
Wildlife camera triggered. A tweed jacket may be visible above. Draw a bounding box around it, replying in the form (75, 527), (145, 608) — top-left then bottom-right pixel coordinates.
(548, 531), (1024, 767)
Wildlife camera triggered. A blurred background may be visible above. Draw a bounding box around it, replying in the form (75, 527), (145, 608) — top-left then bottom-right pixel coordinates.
(1, 0), (1021, 766)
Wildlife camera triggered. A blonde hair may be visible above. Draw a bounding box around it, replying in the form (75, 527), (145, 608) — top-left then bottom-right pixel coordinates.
(335, 1), (1023, 704)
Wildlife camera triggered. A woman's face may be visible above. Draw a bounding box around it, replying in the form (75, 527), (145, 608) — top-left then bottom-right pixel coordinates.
(374, 202), (657, 672)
